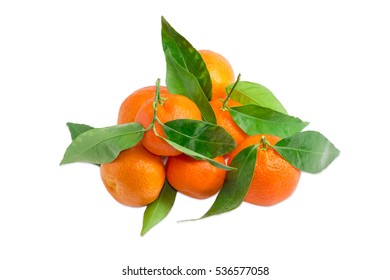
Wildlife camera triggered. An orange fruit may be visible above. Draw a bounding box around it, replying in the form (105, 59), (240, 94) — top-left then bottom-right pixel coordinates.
(210, 98), (247, 147)
(117, 86), (169, 124)
(166, 154), (226, 199)
(199, 49), (235, 100)
(228, 134), (301, 206)
(100, 145), (165, 207)
(135, 92), (202, 156)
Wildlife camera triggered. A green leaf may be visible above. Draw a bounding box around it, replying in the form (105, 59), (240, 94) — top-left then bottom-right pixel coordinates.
(161, 16), (212, 100)
(227, 81), (288, 114)
(164, 49), (216, 124)
(66, 123), (99, 166)
(273, 131), (340, 173)
(229, 104), (308, 138)
(67, 122), (94, 140)
(162, 119), (236, 158)
(201, 145), (258, 219)
(157, 126), (235, 171)
(141, 180), (177, 236)
(60, 122), (144, 165)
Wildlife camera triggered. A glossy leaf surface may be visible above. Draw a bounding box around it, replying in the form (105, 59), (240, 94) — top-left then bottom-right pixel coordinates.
(201, 145), (258, 218)
(162, 119), (236, 158)
(164, 50), (216, 124)
(67, 122), (94, 140)
(274, 131), (340, 173)
(228, 81), (287, 114)
(229, 104), (308, 138)
(60, 122), (144, 165)
(141, 180), (177, 236)
(161, 16), (212, 100)
(158, 128), (235, 171)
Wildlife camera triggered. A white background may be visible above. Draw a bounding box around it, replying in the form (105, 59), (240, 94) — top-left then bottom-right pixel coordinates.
(1, 0), (389, 279)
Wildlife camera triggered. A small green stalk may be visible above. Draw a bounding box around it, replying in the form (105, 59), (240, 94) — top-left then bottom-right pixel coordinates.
(153, 118), (165, 138)
(221, 73), (241, 110)
(153, 79), (166, 108)
(146, 78), (164, 132)
(260, 135), (270, 151)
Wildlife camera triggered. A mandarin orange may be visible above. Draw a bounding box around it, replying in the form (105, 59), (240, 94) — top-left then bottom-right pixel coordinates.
(117, 86), (169, 124)
(210, 98), (247, 147)
(166, 154), (226, 199)
(135, 93), (202, 156)
(100, 145), (165, 207)
(228, 134), (301, 206)
(199, 49), (235, 100)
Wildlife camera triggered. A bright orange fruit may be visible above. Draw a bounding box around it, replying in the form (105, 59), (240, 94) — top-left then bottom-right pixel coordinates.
(199, 49), (235, 100)
(135, 92), (202, 156)
(166, 154), (226, 199)
(210, 98), (247, 147)
(228, 134), (301, 206)
(100, 145), (165, 207)
(117, 86), (169, 124)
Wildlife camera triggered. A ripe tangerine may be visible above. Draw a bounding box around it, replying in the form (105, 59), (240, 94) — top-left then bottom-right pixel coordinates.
(228, 134), (301, 206)
(117, 86), (170, 124)
(166, 154), (226, 199)
(135, 92), (202, 156)
(199, 49), (235, 101)
(100, 145), (165, 207)
(210, 98), (247, 147)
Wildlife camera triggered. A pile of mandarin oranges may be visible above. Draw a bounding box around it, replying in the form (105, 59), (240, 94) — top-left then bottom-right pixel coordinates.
(101, 49), (300, 209)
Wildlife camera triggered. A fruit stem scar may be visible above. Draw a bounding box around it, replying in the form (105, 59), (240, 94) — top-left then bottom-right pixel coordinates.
(222, 73), (241, 110)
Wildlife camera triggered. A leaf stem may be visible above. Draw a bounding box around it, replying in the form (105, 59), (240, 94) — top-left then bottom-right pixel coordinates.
(222, 73), (241, 110)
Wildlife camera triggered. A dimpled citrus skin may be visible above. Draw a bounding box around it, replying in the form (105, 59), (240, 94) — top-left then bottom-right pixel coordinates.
(210, 98), (247, 147)
(100, 145), (165, 207)
(166, 154), (226, 199)
(228, 134), (301, 206)
(199, 50), (235, 100)
(117, 86), (169, 124)
(135, 93), (202, 156)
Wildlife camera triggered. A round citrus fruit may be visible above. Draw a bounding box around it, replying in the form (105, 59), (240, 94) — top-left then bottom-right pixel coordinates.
(166, 154), (226, 199)
(228, 134), (301, 206)
(135, 92), (202, 156)
(100, 145), (165, 207)
(117, 86), (169, 124)
(199, 49), (235, 100)
(210, 98), (247, 147)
